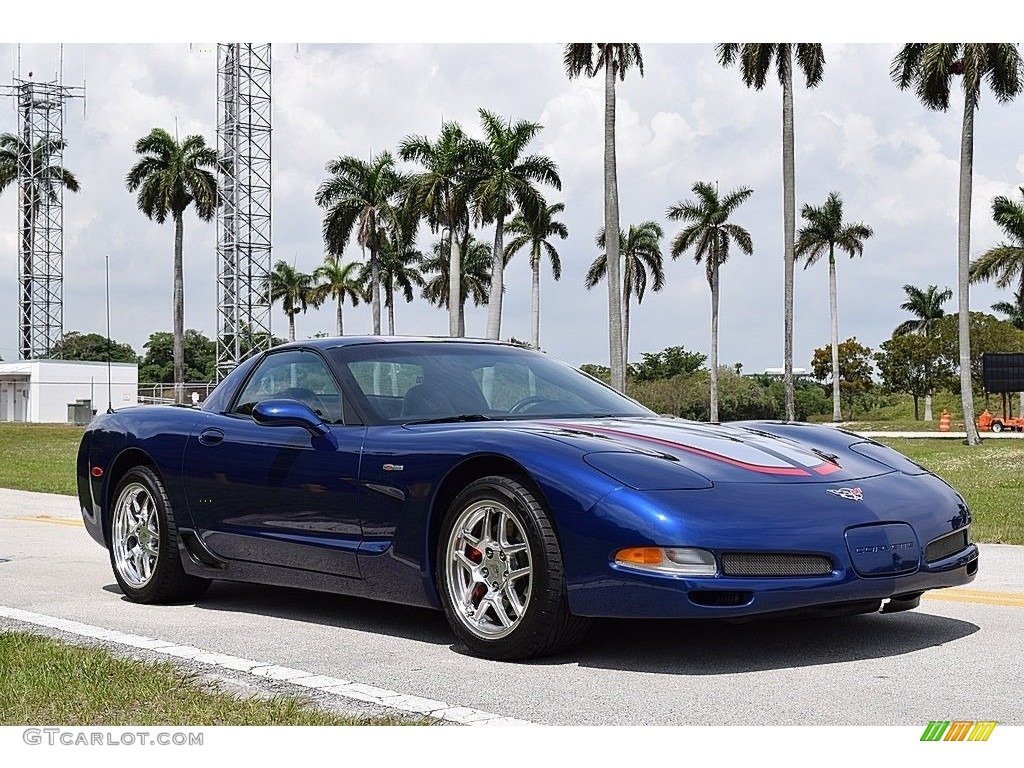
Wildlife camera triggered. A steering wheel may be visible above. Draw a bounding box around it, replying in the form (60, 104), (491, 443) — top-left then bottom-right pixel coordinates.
(277, 387), (330, 419)
(508, 395), (553, 414)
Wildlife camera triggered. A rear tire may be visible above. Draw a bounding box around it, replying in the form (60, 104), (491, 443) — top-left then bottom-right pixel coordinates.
(109, 466), (211, 603)
(992, 421), (1004, 433)
(437, 475), (591, 660)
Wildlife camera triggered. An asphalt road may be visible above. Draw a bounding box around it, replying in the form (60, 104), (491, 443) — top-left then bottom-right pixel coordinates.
(2, 488), (1022, 726)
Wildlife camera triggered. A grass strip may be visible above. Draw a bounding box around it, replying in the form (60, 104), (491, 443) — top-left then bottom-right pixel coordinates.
(0, 631), (419, 726)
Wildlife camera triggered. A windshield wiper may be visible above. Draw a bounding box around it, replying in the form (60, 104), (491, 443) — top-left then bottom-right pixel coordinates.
(405, 414), (494, 425)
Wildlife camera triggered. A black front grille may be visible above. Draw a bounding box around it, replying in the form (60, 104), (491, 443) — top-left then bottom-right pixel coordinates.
(721, 552), (833, 577)
(925, 529), (969, 563)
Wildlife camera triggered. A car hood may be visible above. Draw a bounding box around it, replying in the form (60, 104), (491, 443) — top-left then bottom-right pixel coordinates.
(520, 417), (897, 485)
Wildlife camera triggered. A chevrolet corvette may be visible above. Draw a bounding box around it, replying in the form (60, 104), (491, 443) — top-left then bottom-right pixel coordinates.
(77, 337), (978, 659)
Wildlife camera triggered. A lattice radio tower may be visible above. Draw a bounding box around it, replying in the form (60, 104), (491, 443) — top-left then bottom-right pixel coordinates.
(2, 46), (84, 359)
(216, 43), (272, 379)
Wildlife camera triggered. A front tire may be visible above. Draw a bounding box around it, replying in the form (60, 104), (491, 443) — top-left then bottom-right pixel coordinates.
(109, 466), (211, 603)
(437, 475), (590, 660)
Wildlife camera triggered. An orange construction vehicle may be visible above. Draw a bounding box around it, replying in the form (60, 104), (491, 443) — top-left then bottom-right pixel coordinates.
(977, 407), (1024, 433)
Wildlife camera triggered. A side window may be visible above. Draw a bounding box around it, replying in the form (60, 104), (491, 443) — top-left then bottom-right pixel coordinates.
(232, 350), (343, 423)
(347, 361), (424, 420)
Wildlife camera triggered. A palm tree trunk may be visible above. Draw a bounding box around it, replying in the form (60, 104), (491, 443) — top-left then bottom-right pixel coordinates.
(604, 56), (625, 393)
(485, 213), (505, 340)
(336, 297), (344, 337)
(959, 96), (981, 445)
(828, 250), (841, 422)
(388, 292), (395, 335)
(448, 228), (461, 337)
(288, 313), (296, 342)
(622, 283), (630, 385)
(531, 246), (541, 350)
(370, 243), (382, 336)
(781, 54), (797, 421)
(173, 212), (185, 404)
(458, 298), (466, 337)
(710, 260), (720, 422)
(923, 350), (933, 420)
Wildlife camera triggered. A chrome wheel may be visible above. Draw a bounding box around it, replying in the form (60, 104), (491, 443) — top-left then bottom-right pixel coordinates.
(444, 499), (533, 640)
(112, 482), (160, 589)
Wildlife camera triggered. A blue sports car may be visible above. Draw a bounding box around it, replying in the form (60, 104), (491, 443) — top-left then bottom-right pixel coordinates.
(77, 337), (978, 659)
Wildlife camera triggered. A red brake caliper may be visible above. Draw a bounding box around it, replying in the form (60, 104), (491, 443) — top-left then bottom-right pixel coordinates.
(466, 546), (486, 606)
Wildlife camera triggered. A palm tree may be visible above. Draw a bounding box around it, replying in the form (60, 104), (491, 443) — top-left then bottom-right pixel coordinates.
(992, 291), (1024, 329)
(1, 133), (81, 360)
(970, 187), (1024, 329)
(370, 209), (424, 335)
(717, 43), (825, 421)
(270, 260), (315, 342)
(894, 283), (953, 420)
(586, 222), (665, 380)
(316, 151), (406, 336)
(0, 133), (81, 203)
(400, 122), (473, 337)
(893, 44), (1023, 445)
(469, 109), (561, 341)
(667, 182), (754, 422)
(894, 284), (953, 337)
(125, 128), (217, 403)
(504, 202), (568, 350)
(564, 44), (644, 393)
(309, 257), (365, 337)
(794, 191), (873, 422)
(421, 233), (492, 336)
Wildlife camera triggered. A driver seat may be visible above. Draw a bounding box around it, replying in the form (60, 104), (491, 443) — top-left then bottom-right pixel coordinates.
(401, 381), (455, 419)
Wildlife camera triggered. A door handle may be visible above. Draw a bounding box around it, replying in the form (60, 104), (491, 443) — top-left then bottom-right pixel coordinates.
(198, 428), (225, 446)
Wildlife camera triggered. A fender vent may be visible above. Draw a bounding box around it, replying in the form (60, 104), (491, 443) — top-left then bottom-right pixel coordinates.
(721, 552), (833, 577)
(925, 529), (969, 563)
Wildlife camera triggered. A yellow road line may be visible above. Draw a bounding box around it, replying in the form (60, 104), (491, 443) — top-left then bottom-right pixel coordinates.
(11, 515), (84, 528)
(923, 588), (1024, 608)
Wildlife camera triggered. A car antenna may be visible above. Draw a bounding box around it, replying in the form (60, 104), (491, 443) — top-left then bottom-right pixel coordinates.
(105, 252), (114, 414)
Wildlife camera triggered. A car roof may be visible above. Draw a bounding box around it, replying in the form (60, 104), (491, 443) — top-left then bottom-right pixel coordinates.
(275, 336), (529, 352)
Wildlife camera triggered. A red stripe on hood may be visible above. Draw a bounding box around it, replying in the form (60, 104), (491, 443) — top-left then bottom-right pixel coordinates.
(544, 422), (822, 477)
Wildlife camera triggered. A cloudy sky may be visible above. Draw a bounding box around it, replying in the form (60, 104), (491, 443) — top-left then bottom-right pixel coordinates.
(2, 33), (1022, 374)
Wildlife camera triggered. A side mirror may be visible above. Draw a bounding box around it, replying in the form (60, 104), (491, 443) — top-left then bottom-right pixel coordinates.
(252, 399), (330, 437)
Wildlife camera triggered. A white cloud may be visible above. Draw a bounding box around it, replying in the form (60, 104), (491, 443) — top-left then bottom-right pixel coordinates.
(1, 42), (1022, 372)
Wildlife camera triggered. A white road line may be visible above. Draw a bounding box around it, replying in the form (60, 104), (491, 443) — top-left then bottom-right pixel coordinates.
(0, 605), (534, 727)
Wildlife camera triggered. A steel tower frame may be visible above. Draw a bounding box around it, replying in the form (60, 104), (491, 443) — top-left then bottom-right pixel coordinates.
(216, 43), (273, 380)
(2, 74), (83, 359)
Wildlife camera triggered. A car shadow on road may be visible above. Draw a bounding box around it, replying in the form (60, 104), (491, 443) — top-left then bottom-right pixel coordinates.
(183, 581), (455, 646)
(110, 581), (980, 673)
(543, 611), (980, 674)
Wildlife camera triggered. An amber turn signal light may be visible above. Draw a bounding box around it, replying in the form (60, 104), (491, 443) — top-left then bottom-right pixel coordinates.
(615, 547), (664, 565)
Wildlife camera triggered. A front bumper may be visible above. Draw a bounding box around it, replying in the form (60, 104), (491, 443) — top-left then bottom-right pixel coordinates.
(567, 544), (978, 618)
(560, 471), (978, 619)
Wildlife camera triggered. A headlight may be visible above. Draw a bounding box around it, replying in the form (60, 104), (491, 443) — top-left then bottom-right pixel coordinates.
(615, 547), (717, 576)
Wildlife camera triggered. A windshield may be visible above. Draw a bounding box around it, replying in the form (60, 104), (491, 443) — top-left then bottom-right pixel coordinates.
(328, 342), (653, 424)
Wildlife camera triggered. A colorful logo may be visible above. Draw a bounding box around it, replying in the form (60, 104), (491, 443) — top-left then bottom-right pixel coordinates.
(827, 487), (863, 501)
(920, 721), (997, 741)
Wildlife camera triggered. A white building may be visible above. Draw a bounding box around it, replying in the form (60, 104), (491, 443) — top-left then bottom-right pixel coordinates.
(0, 360), (138, 424)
